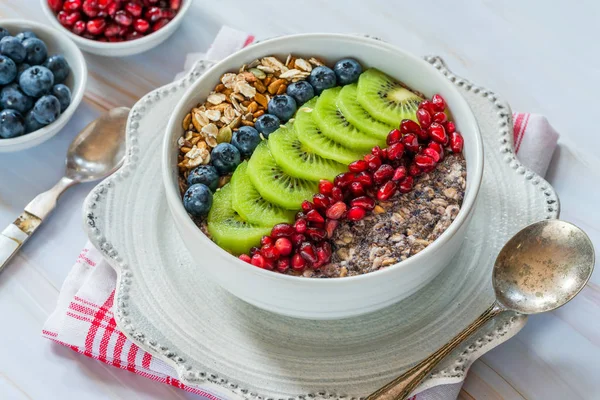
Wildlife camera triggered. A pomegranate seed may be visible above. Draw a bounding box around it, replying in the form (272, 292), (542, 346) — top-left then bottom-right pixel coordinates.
(106, 1), (119, 16)
(82, 0), (99, 17)
(126, 30), (144, 40)
(125, 1), (143, 16)
(419, 100), (436, 115)
(431, 94), (446, 112)
(428, 141), (444, 160)
(392, 166), (407, 181)
(408, 163), (421, 176)
(414, 154), (436, 169)
(301, 200), (313, 212)
(306, 227), (327, 242)
(318, 179), (334, 195)
(145, 6), (162, 21)
(325, 201), (347, 220)
(445, 121), (456, 134)
(251, 253), (267, 269)
(364, 154), (382, 171)
(104, 23), (120, 37)
(97, 0), (113, 9)
(133, 18), (150, 32)
(386, 128), (402, 145)
(63, 0), (82, 11)
(402, 133), (419, 152)
(294, 218), (307, 233)
(86, 17), (106, 34)
(355, 172), (373, 187)
(373, 164), (394, 185)
(350, 196), (375, 210)
(264, 259), (275, 270)
(433, 112), (447, 124)
(291, 253), (306, 271)
(415, 128), (429, 141)
(316, 242), (332, 266)
(334, 172), (354, 188)
(331, 186), (343, 201)
(49, 0), (64, 12)
(249, 246), (260, 256)
(306, 209), (325, 224)
(416, 108), (432, 128)
(239, 254), (251, 263)
(371, 146), (385, 159)
(299, 242), (317, 264)
(312, 193), (330, 209)
(58, 11), (81, 27)
(400, 119), (421, 134)
(422, 147), (441, 163)
(261, 243), (280, 260)
(271, 223), (294, 238)
(325, 219), (338, 238)
(72, 20), (86, 34)
(118, 24), (131, 36)
(260, 236), (272, 246)
(399, 176), (414, 193)
(348, 159), (368, 173)
(386, 142), (404, 161)
(276, 257), (290, 273)
(377, 181), (397, 201)
(291, 233), (305, 247)
(170, 0), (181, 9)
(350, 181), (365, 197)
(450, 131), (464, 153)
(428, 122), (448, 145)
(275, 237), (293, 256)
(114, 10), (133, 25)
(347, 206), (367, 221)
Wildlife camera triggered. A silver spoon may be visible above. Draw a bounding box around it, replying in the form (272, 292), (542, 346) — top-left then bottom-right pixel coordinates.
(368, 219), (595, 400)
(0, 107), (130, 273)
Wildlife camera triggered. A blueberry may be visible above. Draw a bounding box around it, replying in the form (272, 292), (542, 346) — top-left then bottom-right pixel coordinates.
(0, 55), (16, 85)
(187, 165), (219, 191)
(231, 126), (261, 157)
(0, 28), (9, 41)
(23, 38), (48, 65)
(183, 184), (213, 217)
(0, 84), (34, 114)
(32, 95), (61, 125)
(211, 143), (241, 174)
(19, 66), (54, 97)
(16, 31), (37, 42)
(333, 58), (362, 85)
(254, 114), (281, 138)
(0, 36), (26, 63)
(267, 95), (297, 122)
(286, 81), (315, 105)
(44, 54), (70, 83)
(52, 84), (71, 112)
(24, 110), (46, 133)
(0, 109), (25, 139)
(16, 63), (30, 80)
(309, 66), (336, 94)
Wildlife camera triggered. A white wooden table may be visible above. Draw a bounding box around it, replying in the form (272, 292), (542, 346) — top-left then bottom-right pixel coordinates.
(1, 1), (599, 399)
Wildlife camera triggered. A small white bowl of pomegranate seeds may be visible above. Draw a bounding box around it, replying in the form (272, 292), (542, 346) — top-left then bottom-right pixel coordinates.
(41, 0), (191, 57)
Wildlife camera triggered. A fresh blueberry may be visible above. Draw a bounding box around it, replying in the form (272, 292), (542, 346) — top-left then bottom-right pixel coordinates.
(16, 31), (37, 42)
(0, 109), (25, 139)
(16, 63), (30, 79)
(31, 95), (61, 125)
(231, 126), (261, 157)
(24, 110), (46, 133)
(44, 54), (70, 83)
(0, 36), (26, 63)
(333, 58), (362, 85)
(0, 84), (34, 114)
(51, 84), (71, 112)
(211, 143), (241, 174)
(286, 80), (315, 105)
(309, 66), (336, 94)
(0, 28), (9, 41)
(187, 165), (219, 192)
(183, 184), (213, 217)
(267, 95), (297, 122)
(0, 55), (16, 85)
(23, 38), (48, 65)
(254, 114), (281, 138)
(19, 66), (54, 97)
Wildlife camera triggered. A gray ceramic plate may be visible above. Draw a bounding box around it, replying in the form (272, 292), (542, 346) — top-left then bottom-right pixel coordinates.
(83, 56), (559, 399)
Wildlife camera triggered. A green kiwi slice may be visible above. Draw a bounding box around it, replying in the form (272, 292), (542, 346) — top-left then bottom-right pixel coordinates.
(230, 161), (295, 226)
(207, 184), (272, 255)
(246, 141), (317, 210)
(313, 87), (385, 152)
(357, 68), (423, 126)
(268, 123), (347, 181)
(337, 83), (395, 140)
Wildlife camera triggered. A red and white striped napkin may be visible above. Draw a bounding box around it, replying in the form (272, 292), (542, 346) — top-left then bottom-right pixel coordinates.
(42, 26), (559, 400)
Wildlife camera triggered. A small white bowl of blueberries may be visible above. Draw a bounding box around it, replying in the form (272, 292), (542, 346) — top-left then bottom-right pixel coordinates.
(0, 19), (87, 152)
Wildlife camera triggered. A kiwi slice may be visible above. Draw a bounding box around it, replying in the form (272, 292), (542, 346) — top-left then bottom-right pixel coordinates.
(207, 184), (271, 255)
(268, 123), (347, 181)
(247, 141), (317, 210)
(295, 98), (365, 165)
(230, 161), (295, 226)
(357, 68), (423, 126)
(338, 83), (395, 140)
(313, 87), (385, 152)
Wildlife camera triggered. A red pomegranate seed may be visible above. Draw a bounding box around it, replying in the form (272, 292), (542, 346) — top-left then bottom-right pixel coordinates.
(239, 254), (252, 263)
(325, 219), (338, 238)
(415, 154), (436, 169)
(125, 1), (143, 16)
(72, 20), (86, 34)
(364, 154), (382, 171)
(104, 23), (120, 37)
(445, 121), (456, 134)
(312, 193), (330, 209)
(169, 0), (181, 9)
(347, 206), (367, 221)
(400, 119), (421, 134)
(306, 209), (325, 224)
(325, 201), (347, 220)
(399, 176), (414, 193)
(377, 181), (397, 201)
(58, 11), (80, 27)
(299, 242), (317, 264)
(291, 233), (305, 247)
(408, 163), (421, 176)
(415, 128), (429, 141)
(271, 223), (294, 238)
(387, 128), (402, 145)
(348, 159), (368, 173)
(133, 18), (150, 33)
(82, 0), (99, 17)
(306, 227), (327, 242)
(431, 94), (446, 112)
(301, 200), (313, 212)
(106, 1), (119, 16)
(294, 218), (307, 233)
(276, 257), (290, 273)
(63, 0), (82, 11)
(261, 243), (280, 260)
(49, 0), (64, 12)
(331, 186), (343, 201)
(433, 112), (447, 124)
(251, 253), (267, 269)
(419, 100), (436, 115)
(260, 236), (272, 246)
(334, 172), (354, 188)
(416, 108), (432, 128)
(316, 242), (332, 266)
(250, 246), (260, 256)
(428, 141), (444, 160)
(318, 179), (334, 195)
(402, 133), (419, 152)
(450, 131), (464, 153)
(145, 6), (162, 21)
(119, 24), (132, 36)
(86, 17), (106, 34)
(350, 196), (375, 210)
(422, 147), (441, 163)
(371, 146), (385, 159)
(355, 171), (373, 187)
(428, 122), (448, 145)
(114, 10), (133, 25)
(108, 36), (124, 42)
(291, 253), (306, 271)
(97, 0), (113, 9)
(275, 238), (293, 256)
(386, 142), (404, 161)
(392, 166), (407, 181)
(373, 164), (394, 185)
(350, 181), (365, 197)
(126, 30), (144, 40)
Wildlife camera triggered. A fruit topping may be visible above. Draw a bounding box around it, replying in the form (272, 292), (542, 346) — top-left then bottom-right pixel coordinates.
(267, 94), (297, 122)
(309, 65), (337, 94)
(333, 58), (362, 85)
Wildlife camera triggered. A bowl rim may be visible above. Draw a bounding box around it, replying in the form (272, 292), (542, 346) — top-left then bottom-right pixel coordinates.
(0, 18), (88, 149)
(163, 33), (484, 285)
(39, 0), (192, 50)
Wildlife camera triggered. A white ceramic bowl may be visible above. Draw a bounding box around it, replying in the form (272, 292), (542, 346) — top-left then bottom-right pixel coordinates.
(40, 0), (192, 57)
(163, 34), (484, 320)
(0, 19), (87, 153)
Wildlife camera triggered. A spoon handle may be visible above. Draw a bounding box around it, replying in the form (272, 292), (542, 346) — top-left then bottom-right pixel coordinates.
(366, 302), (504, 400)
(0, 177), (75, 274)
